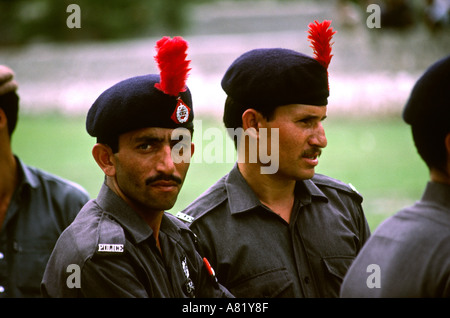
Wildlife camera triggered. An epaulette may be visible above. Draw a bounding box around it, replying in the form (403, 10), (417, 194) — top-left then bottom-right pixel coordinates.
(175, 212), (194, 224)
(167, 213), (199, 248)
(167, 212), (193, 232)
(312, 173), (363, 203)
(95, 213), (126, 255)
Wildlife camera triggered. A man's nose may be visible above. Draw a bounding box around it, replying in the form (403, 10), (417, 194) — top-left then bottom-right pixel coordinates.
(309, 123), (327, 148)
(155, 145), (176, 174)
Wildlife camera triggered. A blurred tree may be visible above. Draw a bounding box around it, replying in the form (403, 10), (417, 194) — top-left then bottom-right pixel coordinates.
(0, 0), (193, 45)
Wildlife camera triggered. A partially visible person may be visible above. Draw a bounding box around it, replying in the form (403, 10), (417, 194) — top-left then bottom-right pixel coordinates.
(0, 65), (90, 297)
(340, 54), (450, 297)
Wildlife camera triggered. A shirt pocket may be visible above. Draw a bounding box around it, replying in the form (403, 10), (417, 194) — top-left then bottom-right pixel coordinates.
(321, 255), (354, 297)
(228, 267), (294, 297)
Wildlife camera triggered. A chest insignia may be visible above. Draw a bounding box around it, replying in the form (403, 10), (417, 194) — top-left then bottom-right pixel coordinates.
(182, 256), (195, 297)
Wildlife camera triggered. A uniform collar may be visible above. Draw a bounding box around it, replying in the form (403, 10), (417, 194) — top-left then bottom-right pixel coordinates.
(225, 164), (262, 214)
(2, 157), (38, 229)
(225, 164), (327, 214)
(96, 183), (181, 244)
(421, 181), (450, 208)
(300, 178), (329, 204)
(15, 156), (40, 189)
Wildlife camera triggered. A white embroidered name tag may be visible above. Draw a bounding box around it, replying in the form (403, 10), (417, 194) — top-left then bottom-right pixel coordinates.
(98, 244), (124, 253)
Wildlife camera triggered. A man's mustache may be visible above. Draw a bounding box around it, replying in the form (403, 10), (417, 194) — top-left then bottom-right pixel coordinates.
(145, 173), (182, 186)
(302, 147), (322, 158)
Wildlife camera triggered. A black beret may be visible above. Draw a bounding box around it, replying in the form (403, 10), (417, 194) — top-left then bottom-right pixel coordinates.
(403, 54), (450, 127)
(221, 48), (329, 110)
(86, 74), (193, 140)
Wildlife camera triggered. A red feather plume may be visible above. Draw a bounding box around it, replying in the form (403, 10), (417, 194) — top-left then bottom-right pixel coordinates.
(154, 36), (191, 97)
(307, 20), (336, 70)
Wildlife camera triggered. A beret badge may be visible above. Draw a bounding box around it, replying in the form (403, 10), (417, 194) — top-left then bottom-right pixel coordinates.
(171, 98), (191, 124)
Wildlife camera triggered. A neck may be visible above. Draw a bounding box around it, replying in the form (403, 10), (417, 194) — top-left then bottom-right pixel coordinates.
(105, 177), (164, 252)
(238, 162), (296, 223)
(430, 167), (450, 186)
(137, 208), (164, 254)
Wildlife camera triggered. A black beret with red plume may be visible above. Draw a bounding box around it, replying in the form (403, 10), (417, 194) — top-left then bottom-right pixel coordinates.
(221, 20), (336, 117)
(86, 36), (194, 142)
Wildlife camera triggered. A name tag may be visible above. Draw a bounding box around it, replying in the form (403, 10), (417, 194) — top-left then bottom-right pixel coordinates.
(98, 244), (124, 253)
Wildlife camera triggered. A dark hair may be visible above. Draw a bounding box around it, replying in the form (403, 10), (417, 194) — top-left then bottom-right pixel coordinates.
(411, 123), (450, 174)
(0, 91), (19, 137)
(223, 96), (277, 148)
(97, 135), (120, 154)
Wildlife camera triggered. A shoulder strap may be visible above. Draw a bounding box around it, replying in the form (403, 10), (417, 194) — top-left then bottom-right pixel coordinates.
(312, 173), (363, 203)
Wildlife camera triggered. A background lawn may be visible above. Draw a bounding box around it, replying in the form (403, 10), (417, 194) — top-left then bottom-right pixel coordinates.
(11, 113), (429, 232)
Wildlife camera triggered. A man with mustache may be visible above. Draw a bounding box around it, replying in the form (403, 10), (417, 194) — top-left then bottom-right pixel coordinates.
(179, 21), (371, 297)
(41, 37), (231, 298)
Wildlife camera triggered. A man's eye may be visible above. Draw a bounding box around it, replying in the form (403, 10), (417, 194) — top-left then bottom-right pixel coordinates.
(138, 144), (152, 150)
(298, 118), (313, 125)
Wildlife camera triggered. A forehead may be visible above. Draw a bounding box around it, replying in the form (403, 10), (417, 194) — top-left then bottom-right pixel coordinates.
(120, 127), (175, 143)
(274, 104), (327, 118)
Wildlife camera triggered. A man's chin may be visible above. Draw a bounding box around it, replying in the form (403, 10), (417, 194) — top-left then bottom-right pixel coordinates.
(148, 192), (180, 211)
(294, 168), (316, 181)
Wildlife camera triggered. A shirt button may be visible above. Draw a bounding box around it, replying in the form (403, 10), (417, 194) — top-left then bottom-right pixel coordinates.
(304, 276), (310, 284)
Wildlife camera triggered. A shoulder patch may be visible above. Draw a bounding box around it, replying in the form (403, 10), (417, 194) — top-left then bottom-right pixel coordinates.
(96, 213), (125, 255)
(97, 243), (124, 253)
(176, 212), (194, 223)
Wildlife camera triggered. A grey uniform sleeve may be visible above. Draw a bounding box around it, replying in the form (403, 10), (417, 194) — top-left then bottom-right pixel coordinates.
(80, 254), (149, 297)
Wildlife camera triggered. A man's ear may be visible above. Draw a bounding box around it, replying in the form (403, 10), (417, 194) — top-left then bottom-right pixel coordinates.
(446, 133), (450, 153)
(190, 142), (195, 158)
(92, 143), (116, 177)
(445, 133), (450, 165)
(242, 108), (260, 131)
(0, 107), (7, 130)
(243, 108), (269, 135)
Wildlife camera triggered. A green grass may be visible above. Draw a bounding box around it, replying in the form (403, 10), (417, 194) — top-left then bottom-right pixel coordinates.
(316, 117), (429, 229)
(11, 114), (429, 231)
(12, 114), (105, 198)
